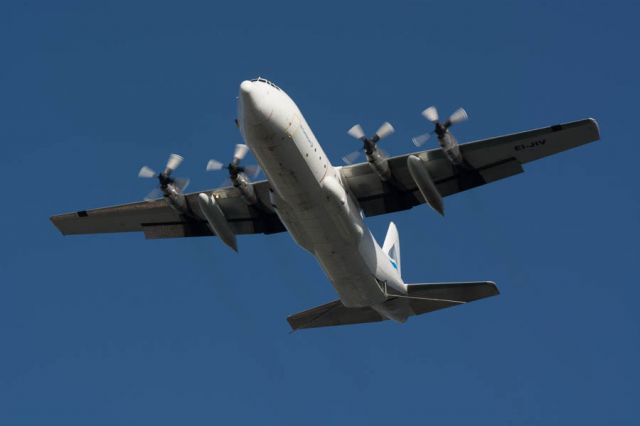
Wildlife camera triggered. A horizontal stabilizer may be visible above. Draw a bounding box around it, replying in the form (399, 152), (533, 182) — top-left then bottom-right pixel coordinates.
(287, 300), (385, 330)
(287, 281), (498, 330)
(403, 281), (499, 315)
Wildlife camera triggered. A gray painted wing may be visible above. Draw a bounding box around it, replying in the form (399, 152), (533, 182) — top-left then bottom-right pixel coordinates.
(51, 180), (285, 239)
(341, 118), (600, 216)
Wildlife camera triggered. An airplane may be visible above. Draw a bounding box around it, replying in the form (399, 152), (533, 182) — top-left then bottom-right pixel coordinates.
(51, 77), (600, 330)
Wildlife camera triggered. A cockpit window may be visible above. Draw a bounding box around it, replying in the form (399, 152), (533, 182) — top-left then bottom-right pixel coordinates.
(250, 77), (281, 91)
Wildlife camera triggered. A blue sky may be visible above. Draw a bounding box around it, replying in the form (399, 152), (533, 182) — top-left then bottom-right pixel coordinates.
(1, 1), (639, 424)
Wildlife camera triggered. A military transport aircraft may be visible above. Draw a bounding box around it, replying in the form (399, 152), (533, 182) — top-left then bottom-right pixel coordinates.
(51, 78), (600, 330)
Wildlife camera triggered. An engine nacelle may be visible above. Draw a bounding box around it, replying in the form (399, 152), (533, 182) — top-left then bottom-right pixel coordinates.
(163, 184), (188, 213)
(422, 106), (468, 167)
(438, 132), (464, 166)
(366, 149), (392, 181)
(233, 173), (258, 205)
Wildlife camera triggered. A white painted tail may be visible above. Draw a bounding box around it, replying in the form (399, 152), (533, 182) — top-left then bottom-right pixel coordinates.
(382, 222), (401, 275)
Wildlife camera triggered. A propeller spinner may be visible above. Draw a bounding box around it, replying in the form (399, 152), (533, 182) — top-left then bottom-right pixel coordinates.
(342, 122), (394, 165)
(343, 122), (395, 181)
(412, 106), (468, 166)
(138, 153), (190, 202)
(412, 106), (468, 147)
(206, 144), (260, 180)
(206, 144), (260, 204)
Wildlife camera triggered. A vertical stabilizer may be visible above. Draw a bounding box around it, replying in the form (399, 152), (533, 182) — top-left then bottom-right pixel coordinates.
(382, 222), (401, 275)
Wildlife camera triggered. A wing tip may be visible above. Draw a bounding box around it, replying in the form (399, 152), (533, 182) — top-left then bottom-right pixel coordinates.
(286, 316), (299, 331)
(486, 281), (500, 296)
(586, 117), (601, 140)
(50, 211), (86, 234)
(49, 214), (67, 235)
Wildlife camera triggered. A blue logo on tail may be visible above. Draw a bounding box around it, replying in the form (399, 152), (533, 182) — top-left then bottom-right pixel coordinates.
(389, 259), (398, 270)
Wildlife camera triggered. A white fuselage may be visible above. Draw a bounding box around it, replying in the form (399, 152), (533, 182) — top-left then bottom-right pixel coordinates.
(238, 79), (404, 308)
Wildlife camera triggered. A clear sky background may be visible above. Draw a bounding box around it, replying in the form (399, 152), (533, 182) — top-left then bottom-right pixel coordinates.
(1, 1), (639, 425)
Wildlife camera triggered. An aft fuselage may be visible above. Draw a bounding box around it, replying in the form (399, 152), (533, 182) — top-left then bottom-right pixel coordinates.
(237, 79), (404, 308)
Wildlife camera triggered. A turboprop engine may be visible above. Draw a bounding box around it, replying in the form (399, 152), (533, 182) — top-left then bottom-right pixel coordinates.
(412, 106), (468, 167)
(342, 122), (395, 181)
(206, 144), (261, 205)
(138, 153), (190, 212)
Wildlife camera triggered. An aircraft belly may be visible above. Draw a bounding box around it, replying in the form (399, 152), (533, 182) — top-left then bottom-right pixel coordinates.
(248, 112), (326, 204)
(313, 241), (387, 307)
(286, 192), (385, 306)
(245, 109), (385, 307)
(277, 196), (385, 307)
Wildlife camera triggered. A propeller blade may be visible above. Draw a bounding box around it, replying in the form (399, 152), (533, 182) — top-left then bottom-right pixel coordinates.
(144, 187), (164, 202)
(347, 124), (366, 140)
(448, 107), (468, 125)
(374, 122), (394, 140)
(138, 166), (156, 178)
(233, 144), (250, 162)
(173, 177), (190, 192)
(342, 150), (361, 165)
(422, 106), (439, 123)
(244, 165), (261, 178)
(206, 159), (225, 171)
(411, 132), (431, 147)
(166, 153), (183, 172)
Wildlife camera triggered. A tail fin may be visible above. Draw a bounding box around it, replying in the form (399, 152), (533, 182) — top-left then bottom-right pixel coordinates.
(382, 222), (401, 275)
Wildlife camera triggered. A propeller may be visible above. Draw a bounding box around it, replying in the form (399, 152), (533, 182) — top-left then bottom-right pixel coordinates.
(138, 153), (190, 201)
(342, 122), (394, 164)
(206, 144), (261, 181)
(412, 106), (468, 147)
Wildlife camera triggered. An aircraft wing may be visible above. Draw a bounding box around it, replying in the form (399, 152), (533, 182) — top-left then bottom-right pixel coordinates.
(50, 180), (285, 239)
(341, 118), (600, 216)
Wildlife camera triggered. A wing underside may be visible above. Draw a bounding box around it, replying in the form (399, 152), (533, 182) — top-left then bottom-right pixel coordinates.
(51, 118), (599, 239)
(51, 180), (285, 239)
(341, 118), (600, 217)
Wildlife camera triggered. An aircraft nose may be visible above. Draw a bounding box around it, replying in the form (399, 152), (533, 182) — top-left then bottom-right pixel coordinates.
(239, 80), (273, 125)
(239, 80), (253, 97)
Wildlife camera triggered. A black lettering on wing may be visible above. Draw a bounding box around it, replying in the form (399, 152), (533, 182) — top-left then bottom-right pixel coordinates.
(515, 139), (546, 151)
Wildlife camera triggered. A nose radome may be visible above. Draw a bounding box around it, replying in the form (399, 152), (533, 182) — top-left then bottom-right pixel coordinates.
(239, 80), (253, 97)
(239, 80), (273, 125)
